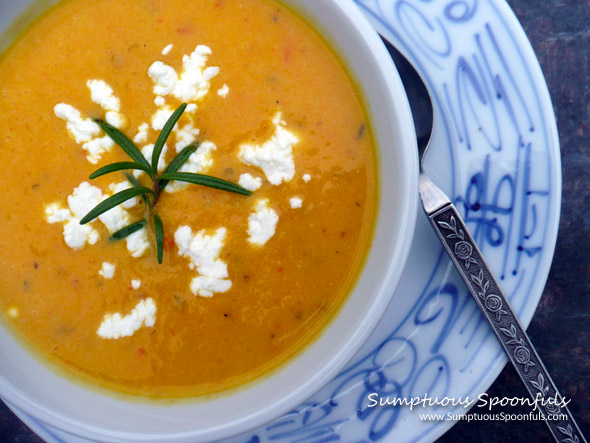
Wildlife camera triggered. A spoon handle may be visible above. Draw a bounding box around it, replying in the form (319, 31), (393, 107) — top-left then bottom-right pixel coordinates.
(422, 178), (586, 443)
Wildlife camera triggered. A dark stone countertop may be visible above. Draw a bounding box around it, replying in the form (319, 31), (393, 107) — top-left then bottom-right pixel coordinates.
(0, 0), (588, 442)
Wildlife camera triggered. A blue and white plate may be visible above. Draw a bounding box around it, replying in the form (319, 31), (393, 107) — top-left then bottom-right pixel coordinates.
(7, 0), (560, 441)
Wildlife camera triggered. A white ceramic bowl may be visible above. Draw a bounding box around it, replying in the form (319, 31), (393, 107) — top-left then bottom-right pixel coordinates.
(0, 0), (418, 440)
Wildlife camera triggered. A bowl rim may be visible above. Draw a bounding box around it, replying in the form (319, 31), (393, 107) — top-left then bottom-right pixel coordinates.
(0, 0), (419, 440)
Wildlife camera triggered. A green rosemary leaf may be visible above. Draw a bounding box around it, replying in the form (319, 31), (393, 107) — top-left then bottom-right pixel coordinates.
(90, 162), (155, 180)
(79, 187), (155, 225)
(110, 220), (147, 241)
(124, 172), (149, 206)
(158, 172), (252, 196)
(152, 103), (187, 173)
(124, 172), (142, 188)
(165, 144), (198, 174)
(153, 213), (164, 264)
(95, 120), (151, 169)
(159, 144), (198, 193)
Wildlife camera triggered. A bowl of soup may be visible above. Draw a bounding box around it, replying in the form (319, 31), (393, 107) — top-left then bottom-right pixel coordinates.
(0, 0), (417, 440)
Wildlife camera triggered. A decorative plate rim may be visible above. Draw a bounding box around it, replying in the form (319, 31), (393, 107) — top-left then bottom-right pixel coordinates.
(2, 0), (561, 442)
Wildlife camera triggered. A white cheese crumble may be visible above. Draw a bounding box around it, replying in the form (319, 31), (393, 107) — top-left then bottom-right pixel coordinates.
(141, 143), (168, 173)
(303, 174), (311, 182)
(186, 103), (198, 113)
(97, 298), (156, 339)
(238, 112), (298, 185)
(174, 226), (232, 297)
(126, 228), (151, 258)
(151, 105), (175, 131)
(54, 79), (126, 164)
(173, 122), (200, 151)
(54, 104), (100, 143)
(217, 84), (229, 97)
(45, 182), (148, 257)
(109, 181), (137, 209)
(247, 199), (279, 246)
(165, 141), (216, 193)
(82, 136), (116, 163)
(154, 96), (166, 107)
(99, 262), (116, 279)
(148, 61), (178, 97)
(54, 104), (114, 164)
(133, 123), (150, 144)
(148, 45), (219, 102)
(97, 200), (131, 234)
(86, 80), (126, 129)
(161, 43), (174, 55)
(131, 279), (142, 290)
(45, 183), (102, 250)
(238, 173), (262, 191)
(67, 182), (102, 219)
(290, 197), (303, 209)
(87, 80), (120, 113)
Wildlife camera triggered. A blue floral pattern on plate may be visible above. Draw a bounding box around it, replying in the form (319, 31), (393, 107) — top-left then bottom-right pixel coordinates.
(8, 0), (560, 442)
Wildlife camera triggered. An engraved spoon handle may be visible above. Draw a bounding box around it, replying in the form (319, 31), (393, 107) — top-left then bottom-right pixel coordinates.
(422, 176), (587, 443)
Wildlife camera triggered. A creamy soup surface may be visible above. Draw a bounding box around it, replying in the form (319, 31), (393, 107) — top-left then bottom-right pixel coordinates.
(0, 0), (376, 396)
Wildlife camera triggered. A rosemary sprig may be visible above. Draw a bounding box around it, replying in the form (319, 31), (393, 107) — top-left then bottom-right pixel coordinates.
(80, 103), (251, 263)
(90, 162), (155, 180)
(159, 172), (251, 195)
(79, 187), (155, 225)
(110, 220), (147, 241)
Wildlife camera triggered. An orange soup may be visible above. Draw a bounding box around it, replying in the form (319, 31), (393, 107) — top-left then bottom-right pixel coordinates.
(0, 0), (376, 397)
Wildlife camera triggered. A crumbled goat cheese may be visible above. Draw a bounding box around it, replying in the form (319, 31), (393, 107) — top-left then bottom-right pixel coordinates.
(238, 173), (262, 191)
(54, 104), (100, 143)
(174, 122), (200, 151)
(134, 123), (150, 144)
(54, 80), (126, 164)
(96, 188), (149, 257)
(54, 104), (114, 164)
(174, 226), (232, 297)
(186, 103), (198, 113)
(98, 201), (131, 234)
(87, 80), (120, 112)
(87, 80), (125, 129)
(217, 84), (229, 97)
(161, 43), (173, 55)
(67, 182), (103, 218)
(148, 45), (219, 102)
(45, 183), (102, 250)
(148, 61), (178, 97)
(81, 136), (115, 164)
(131, 279), (142, 290)
(126, 228), (150, 258)
(247, 199), (279, 246)
(238, 112), (298, 185)
(165, 141), (216, 193)
(109, 181), (137, 209)
(45, 203), (72, 224)
(303, 174), (311, 182)
(45, 182), (148, 256)
(151, 105), (175, 131)
(97, 298), (157, 339)
(154, 96), (166, 107)
(290, 197), (303, 209)
(141, 143), (168, 173)
(99, 262), (116, 279)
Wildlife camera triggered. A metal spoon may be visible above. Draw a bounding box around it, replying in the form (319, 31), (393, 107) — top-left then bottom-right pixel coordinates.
(383, 36), (587, 443)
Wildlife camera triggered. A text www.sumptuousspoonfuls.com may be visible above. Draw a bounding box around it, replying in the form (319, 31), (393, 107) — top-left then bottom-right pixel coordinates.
(366, 392), (570, 422)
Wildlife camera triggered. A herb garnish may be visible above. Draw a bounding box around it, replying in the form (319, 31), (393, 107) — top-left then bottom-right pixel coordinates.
(79, 103), (251, 263)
